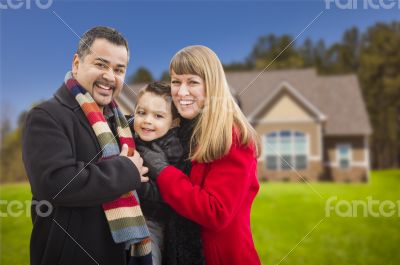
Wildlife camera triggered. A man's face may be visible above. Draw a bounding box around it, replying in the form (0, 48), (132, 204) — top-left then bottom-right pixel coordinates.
(72, 38), (128, 109)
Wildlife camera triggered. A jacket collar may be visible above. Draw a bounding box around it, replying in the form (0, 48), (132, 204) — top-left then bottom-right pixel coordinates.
(54, 83), (102, 152)
(54, 83), (80, 110)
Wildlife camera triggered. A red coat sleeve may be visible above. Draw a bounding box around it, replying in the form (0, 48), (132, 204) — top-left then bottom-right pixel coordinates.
(156, 142), (257, 231)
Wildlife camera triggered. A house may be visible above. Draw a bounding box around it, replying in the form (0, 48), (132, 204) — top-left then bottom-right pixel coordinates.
(117, 69), (372, 182)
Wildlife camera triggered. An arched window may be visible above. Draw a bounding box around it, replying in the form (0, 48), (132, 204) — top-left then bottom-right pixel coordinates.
(264, 130), (308, 170)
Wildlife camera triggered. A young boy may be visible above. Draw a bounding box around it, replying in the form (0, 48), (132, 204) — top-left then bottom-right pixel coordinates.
(132, 81), (182, 265)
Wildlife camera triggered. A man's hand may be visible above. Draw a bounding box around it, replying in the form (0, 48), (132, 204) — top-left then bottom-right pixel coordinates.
(120, 144), (149, 182)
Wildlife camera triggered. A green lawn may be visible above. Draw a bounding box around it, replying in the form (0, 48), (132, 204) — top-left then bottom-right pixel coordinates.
(1, 170), (400, 265)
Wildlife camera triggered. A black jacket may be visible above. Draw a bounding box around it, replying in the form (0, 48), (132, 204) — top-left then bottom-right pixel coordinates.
(136, 127), (183, 219)
(22, 84), (142, 265)
(136, 118), (204, 265)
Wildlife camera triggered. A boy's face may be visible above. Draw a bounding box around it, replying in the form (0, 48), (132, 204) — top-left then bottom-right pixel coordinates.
(134, 92), (173, 142)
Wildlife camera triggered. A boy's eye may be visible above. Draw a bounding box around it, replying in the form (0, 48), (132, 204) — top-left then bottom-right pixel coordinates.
(155, 114), (164, 119)
(136, 110), (145, 115)
(171, 80), (180, 84)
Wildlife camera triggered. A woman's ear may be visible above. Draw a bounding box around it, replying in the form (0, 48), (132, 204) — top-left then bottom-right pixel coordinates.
(171, 118), (181, 128)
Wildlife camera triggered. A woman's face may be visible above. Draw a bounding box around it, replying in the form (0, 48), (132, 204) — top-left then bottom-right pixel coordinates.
(170, 70), (206, 120)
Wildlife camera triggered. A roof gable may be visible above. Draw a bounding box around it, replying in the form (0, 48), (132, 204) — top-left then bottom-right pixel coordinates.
(247, 81), (326, 123)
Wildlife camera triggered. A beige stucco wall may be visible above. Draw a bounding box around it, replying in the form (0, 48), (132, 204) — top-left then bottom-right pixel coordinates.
(260, 93), (314, 122)
(253, 90), (325, 181)
(254, 90), (322, 158)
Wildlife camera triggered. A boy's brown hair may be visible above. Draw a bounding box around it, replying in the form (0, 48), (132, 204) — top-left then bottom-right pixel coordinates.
(136, 81), (179, 119)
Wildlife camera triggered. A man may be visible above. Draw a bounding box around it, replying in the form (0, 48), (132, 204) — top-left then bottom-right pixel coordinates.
(22, 26), (148, 265)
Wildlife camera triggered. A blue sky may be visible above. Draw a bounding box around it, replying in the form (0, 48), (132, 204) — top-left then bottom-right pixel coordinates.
(1, 0), (399, 126)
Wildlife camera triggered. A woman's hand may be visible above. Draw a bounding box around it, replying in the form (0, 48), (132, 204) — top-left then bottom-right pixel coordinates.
(136, 143), (169, 181)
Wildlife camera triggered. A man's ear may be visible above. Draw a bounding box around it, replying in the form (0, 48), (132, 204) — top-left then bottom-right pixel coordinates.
(171, 118), (180, 128)
(72, 54), (80, 75)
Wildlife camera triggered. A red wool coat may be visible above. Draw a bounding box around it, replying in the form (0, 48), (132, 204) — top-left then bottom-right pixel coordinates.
(157, 139), (261, 265)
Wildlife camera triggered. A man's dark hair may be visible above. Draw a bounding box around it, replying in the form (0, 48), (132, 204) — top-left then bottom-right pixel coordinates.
(77, 26), (129, 60)
(137, 81), (179, 119)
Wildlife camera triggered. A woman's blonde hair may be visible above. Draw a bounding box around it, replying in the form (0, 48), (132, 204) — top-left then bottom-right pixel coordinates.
(170, 45), (261, 163)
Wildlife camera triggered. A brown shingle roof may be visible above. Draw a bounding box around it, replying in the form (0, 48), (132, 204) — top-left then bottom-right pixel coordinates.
(116, 83), (146, 114)
(227, 68), (372, 135)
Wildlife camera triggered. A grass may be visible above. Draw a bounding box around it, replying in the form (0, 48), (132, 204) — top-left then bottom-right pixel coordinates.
(252, 169), (400, 265)
(0, 183), (32, 265)
(1, 170), (400, 264)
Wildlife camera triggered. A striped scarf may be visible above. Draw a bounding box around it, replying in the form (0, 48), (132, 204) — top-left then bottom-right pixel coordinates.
(64, 72), (152, 265)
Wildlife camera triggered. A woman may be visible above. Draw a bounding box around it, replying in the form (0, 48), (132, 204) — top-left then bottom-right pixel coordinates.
(140, 45), (262, 265)
(134, 82), (204, 265)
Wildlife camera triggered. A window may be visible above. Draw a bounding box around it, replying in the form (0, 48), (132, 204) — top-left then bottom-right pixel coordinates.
(266, 132), (278, 170)
(337, 144), (351, 169)
(264, 131), (308, 170)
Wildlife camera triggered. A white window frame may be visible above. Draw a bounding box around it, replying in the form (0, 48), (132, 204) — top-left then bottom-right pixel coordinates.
(336, 143), (352, 170)
(264, 130), (309, 171)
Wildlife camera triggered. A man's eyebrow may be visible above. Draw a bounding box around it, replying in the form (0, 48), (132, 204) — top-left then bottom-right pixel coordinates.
(94, 57), (110, 64)
(94, 58), (126, 68)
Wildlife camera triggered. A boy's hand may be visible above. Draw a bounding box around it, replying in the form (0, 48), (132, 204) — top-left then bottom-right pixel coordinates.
(136, 143), (169, 181)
